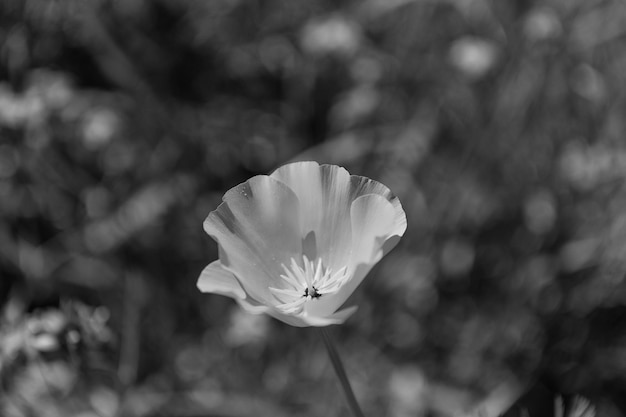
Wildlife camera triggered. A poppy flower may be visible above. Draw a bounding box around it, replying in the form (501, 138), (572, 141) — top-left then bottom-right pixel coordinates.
(197, 161), (407, 327)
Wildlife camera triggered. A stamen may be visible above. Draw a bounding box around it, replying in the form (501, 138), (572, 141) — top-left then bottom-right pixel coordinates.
(279, 264), (302, 289)
(272, 255), (350, 314)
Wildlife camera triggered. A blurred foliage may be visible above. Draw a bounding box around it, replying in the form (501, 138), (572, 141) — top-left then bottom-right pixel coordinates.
(1, 0), (626, 416)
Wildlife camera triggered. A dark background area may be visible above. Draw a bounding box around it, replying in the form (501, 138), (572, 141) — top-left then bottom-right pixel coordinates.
(1, 0), (625, 416)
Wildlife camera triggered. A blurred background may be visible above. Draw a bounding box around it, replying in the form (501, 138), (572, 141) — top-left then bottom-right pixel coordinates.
(1, 0), (625, 416)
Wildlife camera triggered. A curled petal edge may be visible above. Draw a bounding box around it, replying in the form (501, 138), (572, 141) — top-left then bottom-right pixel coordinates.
(197, 260), (246, 299)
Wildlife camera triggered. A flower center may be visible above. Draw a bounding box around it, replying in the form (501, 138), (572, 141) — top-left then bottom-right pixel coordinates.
(304, 286), (322, 299)
(269, 255), (350, 315)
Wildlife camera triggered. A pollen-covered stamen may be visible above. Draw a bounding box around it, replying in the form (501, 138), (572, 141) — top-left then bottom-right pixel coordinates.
(269, 255), (350, 314)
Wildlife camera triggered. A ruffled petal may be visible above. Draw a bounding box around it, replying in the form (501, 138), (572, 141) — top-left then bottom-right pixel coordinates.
(271, 162), (353, 273)
(204, 175), (303, 304)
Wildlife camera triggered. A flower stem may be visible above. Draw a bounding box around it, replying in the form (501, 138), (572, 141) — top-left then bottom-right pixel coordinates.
(319, 328), (365, 417)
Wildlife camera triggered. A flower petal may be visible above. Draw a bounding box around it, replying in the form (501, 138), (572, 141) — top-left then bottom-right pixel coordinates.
(204, 175), (303, 304)
(202, 276), (357, 327)
(350, 193), (406, 259)
(238, 300), (329, 327)
(272, 162), (405, 271)
(271, 161), (353, 273)
(348, 192), (405, 274)
(197, 260), (246, 299)
(271, 162), (323, 237)
(197, 263), (316, 326)
(304, 193), (406, 316)
(349, 175), (405, 227)
(203, 162), (406, 327)
(300, 305), (358, 327)
(197, 261), (275, 315)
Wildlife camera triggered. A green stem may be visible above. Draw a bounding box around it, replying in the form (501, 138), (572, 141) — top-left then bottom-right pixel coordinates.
(319, 328), (365, 417)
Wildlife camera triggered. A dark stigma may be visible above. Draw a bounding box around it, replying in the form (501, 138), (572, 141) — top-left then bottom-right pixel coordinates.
(304, 287), (322, 298)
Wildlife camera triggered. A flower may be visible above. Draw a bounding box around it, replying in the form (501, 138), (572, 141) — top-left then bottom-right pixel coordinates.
(197, 161), (407, 327)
